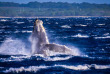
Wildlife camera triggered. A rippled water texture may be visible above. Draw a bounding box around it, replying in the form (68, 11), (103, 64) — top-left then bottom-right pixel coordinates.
(0, 17), (110, 73)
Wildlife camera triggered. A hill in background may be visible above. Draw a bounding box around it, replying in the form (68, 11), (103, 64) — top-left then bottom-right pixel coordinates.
(0, 1), (110, 17)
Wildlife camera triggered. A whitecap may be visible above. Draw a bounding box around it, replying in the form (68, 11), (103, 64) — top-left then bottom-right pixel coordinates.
(44, 56), (72, 61)
(0, 19), (7, 22)
(71, 34), (89, 38)
(14, 31), (32, 33)
(97, 24), (105, 26)
(81, 25), (87, 27)
(95, 36), (110, 39)
(3, 64), (110, 73)
(61, 25), (71, 28)
(103, 33), (109, 36)
(14, 21), (25, 24)
(4, 66), (49, 73)
(75, 24), (87, 27)
(85, 18), (92, 21)
(55, 65), (89, 70)
(55, 22), (58, 24)
(55, 64), (110, 70)
(22, 31), (32, 33)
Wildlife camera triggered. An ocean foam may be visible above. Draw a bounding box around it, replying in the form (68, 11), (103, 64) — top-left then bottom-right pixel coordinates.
(3, 64), (110, 73)
(4, 66), (49, 73)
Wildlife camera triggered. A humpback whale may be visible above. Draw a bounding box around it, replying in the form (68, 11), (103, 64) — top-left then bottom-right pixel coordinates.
(30, 19), (73, 56)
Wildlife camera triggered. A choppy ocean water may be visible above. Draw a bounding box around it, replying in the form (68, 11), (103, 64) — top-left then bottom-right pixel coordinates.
(0, 17), (110, 73)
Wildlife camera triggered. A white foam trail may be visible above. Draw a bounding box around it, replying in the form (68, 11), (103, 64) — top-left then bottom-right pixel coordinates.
(3, 64), (110, 73)
(0, 38), (30, 55)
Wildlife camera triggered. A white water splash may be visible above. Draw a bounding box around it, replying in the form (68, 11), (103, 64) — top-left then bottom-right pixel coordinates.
(0, 38), (30, 55)
(0, 37), (81, 57)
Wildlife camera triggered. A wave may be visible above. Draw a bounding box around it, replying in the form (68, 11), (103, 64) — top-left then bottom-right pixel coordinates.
(44, 55), (72, 61)
(97, 24), (105, 26)
(14, 31), (32, 33)
(2, 64), (110, 73)
(95, 36), (110, 39)
(75, 24), (87, 27)
(55, 64), (110, 70)
(3, 66), (48, 73)
(0, 19), (7, 22)
(0, 54), (77, 62)
(0, 55), (32, 62)
(61, 25), (71, 28)
(13, 21), (25, 24)
(71, 34), (89, 38)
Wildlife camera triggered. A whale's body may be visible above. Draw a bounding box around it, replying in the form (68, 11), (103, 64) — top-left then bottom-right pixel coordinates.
(30, 19), (72, 56)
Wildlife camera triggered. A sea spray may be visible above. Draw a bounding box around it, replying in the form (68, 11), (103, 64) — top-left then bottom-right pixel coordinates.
(0, 37), (30, 55)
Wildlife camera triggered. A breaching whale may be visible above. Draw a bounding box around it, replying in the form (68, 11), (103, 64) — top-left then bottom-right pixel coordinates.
(30, 19), (73, 56)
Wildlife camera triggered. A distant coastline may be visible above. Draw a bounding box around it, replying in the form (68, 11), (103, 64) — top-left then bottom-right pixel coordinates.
(0, 2), (110, 17)
(0, 16), (110, 18)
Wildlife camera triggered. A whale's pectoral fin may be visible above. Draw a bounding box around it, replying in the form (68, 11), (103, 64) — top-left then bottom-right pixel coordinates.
(43, 44), (72, 54)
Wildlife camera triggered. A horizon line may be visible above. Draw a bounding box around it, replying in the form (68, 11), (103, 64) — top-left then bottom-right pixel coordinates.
(0, 1), (110, 4)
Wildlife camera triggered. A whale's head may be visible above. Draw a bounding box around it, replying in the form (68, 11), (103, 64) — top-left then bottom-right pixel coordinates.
(35, 19), (43, 26)
(33, 19), (45, 32)
(31, 19), (49, 55)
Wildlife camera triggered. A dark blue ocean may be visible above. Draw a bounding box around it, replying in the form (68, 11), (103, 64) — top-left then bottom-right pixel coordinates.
(0, 17), (110, 73)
